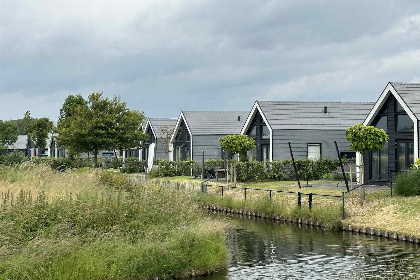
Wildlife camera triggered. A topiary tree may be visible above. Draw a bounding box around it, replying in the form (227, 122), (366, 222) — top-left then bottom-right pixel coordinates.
(219, 135), (255, 185)
(346, 123), (388, 184)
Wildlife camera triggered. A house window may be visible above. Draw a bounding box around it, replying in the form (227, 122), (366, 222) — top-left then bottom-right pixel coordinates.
(396, 115), (414, 132)
(371, 142), (388, 180)
(307, 144), (321, 161)
(374, 116), (387, 132)
(247, 147), (257, 161)
(249, 126), (257, 139)
(261, 126), (270, 139)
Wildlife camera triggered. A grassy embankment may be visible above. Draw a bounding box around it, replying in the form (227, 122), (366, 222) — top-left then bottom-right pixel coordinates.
(0, 166), (227, 280)
(155, 176), (420, 236)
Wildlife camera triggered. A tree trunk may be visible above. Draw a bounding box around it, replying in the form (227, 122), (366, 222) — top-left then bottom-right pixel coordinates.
(93, 148), (98, 168)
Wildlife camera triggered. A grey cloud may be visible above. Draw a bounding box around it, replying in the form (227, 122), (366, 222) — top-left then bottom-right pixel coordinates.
(1, 0), (420, 121)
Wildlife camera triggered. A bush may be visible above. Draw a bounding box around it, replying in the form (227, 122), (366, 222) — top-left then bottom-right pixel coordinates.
(147, 158), (340, 182)
(0, 152), (29, 166)
(394, 169), (420, 196)
(121, 158), (147, 173)
(149, 160), (195, 178)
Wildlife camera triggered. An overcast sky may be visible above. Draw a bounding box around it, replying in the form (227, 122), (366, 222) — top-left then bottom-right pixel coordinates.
(1, 0), (420, 121)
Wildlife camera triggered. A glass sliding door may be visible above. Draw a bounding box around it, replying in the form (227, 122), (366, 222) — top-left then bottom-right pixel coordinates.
(397, 140), (414, 171)
(371, 143), (388, 180)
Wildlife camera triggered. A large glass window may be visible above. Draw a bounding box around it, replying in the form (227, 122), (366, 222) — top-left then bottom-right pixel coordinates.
(374, 116), (387, 132)
(396, 115), (414, 132)
(249, 126), (257, 139)
(308, 144), (321, 161)
(397, 141), (414, 171)
(247, 147), (257, 161)
(261, 126), (270, 139)
(371, 143), (388, 180)
(395, 101), (405, 112)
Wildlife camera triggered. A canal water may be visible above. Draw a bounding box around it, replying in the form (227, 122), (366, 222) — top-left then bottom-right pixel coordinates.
(198, 214), (420, 280)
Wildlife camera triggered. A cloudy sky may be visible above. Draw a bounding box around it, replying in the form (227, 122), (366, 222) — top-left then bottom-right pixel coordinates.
(1, 0), (420, 121)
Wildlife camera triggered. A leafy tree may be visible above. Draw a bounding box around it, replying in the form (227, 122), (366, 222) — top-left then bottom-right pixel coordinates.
(0, 120), (19, 153)
(24, 116), (55, 156)
(56, 93), (146, 167)
(346, 123), (388, 184)
(219, 135), (255, 185)
(219, 135), (256, 162)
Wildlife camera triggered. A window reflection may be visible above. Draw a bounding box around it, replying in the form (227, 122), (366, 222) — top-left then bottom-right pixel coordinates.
(374, 116), (387, 132)
(261, 126), (270, 139)
(396, 115), (413, 132)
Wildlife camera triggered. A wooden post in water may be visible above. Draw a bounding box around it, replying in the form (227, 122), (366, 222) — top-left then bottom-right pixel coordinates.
(342, 192), (345, 219)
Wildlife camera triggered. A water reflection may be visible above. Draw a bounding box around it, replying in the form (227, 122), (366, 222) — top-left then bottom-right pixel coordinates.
(198, 214), (420, 280)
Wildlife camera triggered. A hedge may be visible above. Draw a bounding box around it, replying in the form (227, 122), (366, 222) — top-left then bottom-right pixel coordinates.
(148, 158), (342, 182)
(394, 169), (420, 196)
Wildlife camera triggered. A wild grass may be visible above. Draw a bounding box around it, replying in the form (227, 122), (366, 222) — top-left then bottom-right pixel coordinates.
(0, 165), (228, 280)
(196, 186), (343, 229)
(161, 177), (419, 236)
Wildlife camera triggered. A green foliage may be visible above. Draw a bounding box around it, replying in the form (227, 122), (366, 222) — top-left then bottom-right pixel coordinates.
(149, 160), (194, 178)
(0, 120), (19, 153)
(24, 116), (54, 150)
(346, 123), (388, 153)
(0, 152), (28, 166)
(149, 158), (341, 182)
(56, 93), (147, 166)
(30, 157), (94, 171)
(121, 157), (147, 173)
(394, 169), (420, 196)
(411, 158), (420, 170)
(0, 168), (227, 279)
(219, 135), (255, 161)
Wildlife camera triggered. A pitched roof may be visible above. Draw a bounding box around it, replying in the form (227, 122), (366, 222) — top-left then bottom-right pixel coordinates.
(390, 82), (420, 119)
(256, 101), (374, 130)
(148, 118), (177, 138)
(182, 111), (249, 135)
(7, 135), (27, 149)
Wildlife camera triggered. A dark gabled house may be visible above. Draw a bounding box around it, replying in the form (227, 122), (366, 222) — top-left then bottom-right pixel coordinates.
(361, 82), (420, 183)
(170, 111), (249, 161)
(6, 135), (29, 157)
(241, 101), (374, 166)
(141, 118), (177, 162)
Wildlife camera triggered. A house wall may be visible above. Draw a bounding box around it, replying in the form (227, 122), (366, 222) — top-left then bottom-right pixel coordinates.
(272, 129), (351, 160)
(192, 134), (225, 161)
(418, 120), (420, 160)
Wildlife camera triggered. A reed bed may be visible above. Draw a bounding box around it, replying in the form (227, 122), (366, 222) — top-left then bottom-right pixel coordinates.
(0, 165), (228, 280)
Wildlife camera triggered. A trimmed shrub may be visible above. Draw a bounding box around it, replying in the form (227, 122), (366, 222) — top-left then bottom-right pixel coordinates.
(394, 169), (420, 196)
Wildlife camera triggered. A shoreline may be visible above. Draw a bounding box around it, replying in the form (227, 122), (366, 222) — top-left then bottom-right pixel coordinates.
(204, 204), (420, 245)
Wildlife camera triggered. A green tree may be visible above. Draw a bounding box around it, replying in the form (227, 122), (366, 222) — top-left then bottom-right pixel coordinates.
(56, 93), (146, 167)
(24, 117), (55, 156)
(219, 135), (256, 162)
(0, 120), (19, 153)
(346, 123), (388, 184)
(219, 135), (255, 185)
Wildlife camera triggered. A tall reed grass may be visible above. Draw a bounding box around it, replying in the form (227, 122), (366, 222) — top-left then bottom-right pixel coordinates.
(0, 165), (227, 280)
